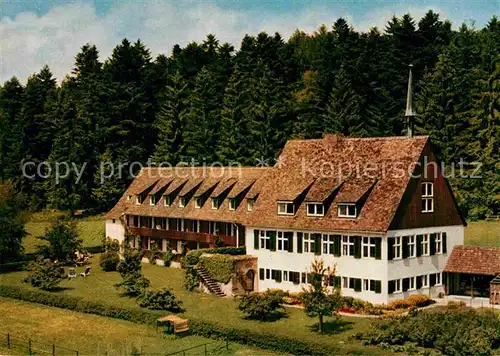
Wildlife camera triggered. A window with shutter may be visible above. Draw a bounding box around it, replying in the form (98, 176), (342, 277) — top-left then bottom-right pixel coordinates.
(314, 234), (322, 255)
(269, 231), (277, 251)
(388, 280), (395, 294)
(430, 233), (437, 255)
(374, 238), (382, 260)
(402, 278), (410, 292)
(354, 278), (362, 292)
(254, 230), (259, 250)
(429, 273), (436, 286)
(375, 280), (381, 294)
(387, 237), (394, 260)
(402, 236), (409, 258)
(354, 236), (362, 259)
(416, 234), (423, 256)
(297, 233), (303, 253)
(442, 232), (447, 253)
(333, 235), (341, 256)
(259, 268), (264, 280)
(284, 231), (294, 252)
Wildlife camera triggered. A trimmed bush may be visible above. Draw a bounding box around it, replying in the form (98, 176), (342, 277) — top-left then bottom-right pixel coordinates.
(183, 267), (199, 291)
(116, 275), (151, 297)
(23, 259), (64, 291)
(238, 289), (286, 321)
(99, 251), (120, 271)
(199, 255), (235, 283)
(138, 288), (183, 312)
(183, 246), (246, 267)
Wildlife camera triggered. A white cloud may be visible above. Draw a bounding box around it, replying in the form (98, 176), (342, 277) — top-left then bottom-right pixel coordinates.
(0, 1), (466, 83)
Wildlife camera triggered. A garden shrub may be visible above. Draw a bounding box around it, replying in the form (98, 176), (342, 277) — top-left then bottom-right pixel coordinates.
(360, 309), (500, 355)
(447, 300), (466, 309)
(407, 295), (434, 308)
(117, 249), (142, 278)
(99, 251), (120, 271)
(183, 267), (199, 291)
(237, 289), (286, 321)
(116, 274), (151, 297)
(23, 258), (64, 291)
(163, 251), (174, 267)
(183, 246), (246, 267)
(388, 298), (413, 310)
(198, 255), (235, 283)
(138, 288), (183, 312)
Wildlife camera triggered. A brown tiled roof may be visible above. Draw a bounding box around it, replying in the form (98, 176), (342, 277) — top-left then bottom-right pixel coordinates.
(149, 178), (174, 195)
(179, 178), (204, 196)
(211, 178), (238, 197)
(244, 135), (429, 232)
(444, 246), (500, 276)
(305, 177), (342, 202)
(106, 135), (432, 233)
(105, 166), (272, 222)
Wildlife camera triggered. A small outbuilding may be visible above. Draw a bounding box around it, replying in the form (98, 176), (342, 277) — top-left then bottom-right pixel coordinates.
(444, 245), (500, 300)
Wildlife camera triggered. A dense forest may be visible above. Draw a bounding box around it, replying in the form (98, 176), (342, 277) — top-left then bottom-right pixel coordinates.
(0, 11), (498, 219)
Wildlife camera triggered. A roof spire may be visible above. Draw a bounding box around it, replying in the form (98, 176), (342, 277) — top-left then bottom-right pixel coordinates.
(405, 64), (416, 138)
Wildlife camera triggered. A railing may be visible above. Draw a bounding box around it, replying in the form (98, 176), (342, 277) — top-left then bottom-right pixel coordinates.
(165, 340), (229, 356)
(128, 227), (236, 246)
(0, 332), (79, 356)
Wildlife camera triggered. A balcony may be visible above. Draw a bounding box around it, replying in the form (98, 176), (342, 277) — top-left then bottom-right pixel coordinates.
(128, 227), (236, 246)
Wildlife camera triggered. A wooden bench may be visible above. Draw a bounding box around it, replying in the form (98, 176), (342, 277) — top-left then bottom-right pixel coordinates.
(156, 315), (189, 335)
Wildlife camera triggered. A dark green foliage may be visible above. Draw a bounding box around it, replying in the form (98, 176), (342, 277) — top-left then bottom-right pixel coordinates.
(162, 250), (174, 267)
(117, 248), (142, 278)
(138, 288), (183, 312)
(23, 258), (64, 291)
(237, 289), (286, 321)
(183, 246), (246, 267)
(115, 248), (150, 296)
(36, 219), (82, 264)
(99, 251), (120, 271)
(0, 14), (497, 217)
(183, 267), (199, 291)
(0, 183), (26, 264)
(360, 309), (500, 355)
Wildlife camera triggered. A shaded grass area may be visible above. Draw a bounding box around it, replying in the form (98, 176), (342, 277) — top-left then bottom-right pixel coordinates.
(464, 220), (500, 247)
(0, 258), (378, 354)
(0, 297), (278, 355)
(23, 213), (105, 253)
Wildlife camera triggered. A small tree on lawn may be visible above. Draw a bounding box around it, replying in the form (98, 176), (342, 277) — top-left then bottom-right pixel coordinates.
(100, 237), (120, 271)
(238, 289), (286, 321)
(115, 247), (150, 296)
(24, 258), (64, 291)
(36, 219), (82, 263)
(300, 258), (342, 333)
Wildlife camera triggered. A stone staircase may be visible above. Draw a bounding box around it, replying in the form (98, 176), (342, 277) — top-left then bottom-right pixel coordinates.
(195, 266), (225, 297)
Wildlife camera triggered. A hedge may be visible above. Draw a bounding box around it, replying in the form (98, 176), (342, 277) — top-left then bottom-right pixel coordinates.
(0, 284), (338, 355)
(198, 255), (235, 284)
(184, 246), (246, 267)
(0, 261), (28, 273)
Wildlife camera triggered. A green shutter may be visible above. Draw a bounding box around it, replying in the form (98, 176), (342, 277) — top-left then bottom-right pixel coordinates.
(354, 236), (362, 259)
(259, 268), (264, 280)
(297, 233), (303, 253)
(388, 280), (395, 294)
(276, 270), (282, 283)
(442, 232), (447, 253)
(416, 235), (423, 256)
(387, 237), (394, 260)
(429, 273), (436, 286)
(254, 230), (259, 250)
(285, 232), (293, 252)
(354, 278), (362, 292)
(402, 278), (409, 292)
(430, 233), (437, 255)
(374, 238), (382, 260)
(314, 234), (321, 255)
(269, 231), (277, 251)
(335, 276), (341, 288)
(334, 235), (341, 256)
(375, 280), (381, 294)
(402, 236), (409, 259)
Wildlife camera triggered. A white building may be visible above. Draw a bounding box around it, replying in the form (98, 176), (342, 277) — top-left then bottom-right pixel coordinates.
(106, 134), (466, 304)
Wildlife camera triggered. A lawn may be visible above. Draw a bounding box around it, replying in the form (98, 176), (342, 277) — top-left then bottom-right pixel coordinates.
(464, 220), (500, 247)
(0, 297), (277, 356)
(0, 257), (379, 354)
(23, 212), (105, 253)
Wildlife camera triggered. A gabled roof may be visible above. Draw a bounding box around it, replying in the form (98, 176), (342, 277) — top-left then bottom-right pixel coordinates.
(227, 179), (256, 199)
(335, 177), (377, 203)
(444, 246), (500, 276)
(211, 178), (237, 197)
(149, 178), (174, 195)
(179, 178), (204, 196)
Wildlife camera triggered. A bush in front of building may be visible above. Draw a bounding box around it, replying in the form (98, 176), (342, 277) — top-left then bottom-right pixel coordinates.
(183, 246), (246, 267)
(237, 289), (286, 321)
(138, 288), (183, 312)
(198, 255), (235, 284)
(183, 267), (199, 291)
(23, 258), (64, 291)
(358, 309), (500, 355)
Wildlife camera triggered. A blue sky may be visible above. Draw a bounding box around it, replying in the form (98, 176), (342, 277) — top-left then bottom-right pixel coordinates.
(1, 0), (498, 82)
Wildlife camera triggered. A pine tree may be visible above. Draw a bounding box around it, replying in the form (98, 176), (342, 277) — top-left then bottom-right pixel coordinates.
(152, 71), (189, 164)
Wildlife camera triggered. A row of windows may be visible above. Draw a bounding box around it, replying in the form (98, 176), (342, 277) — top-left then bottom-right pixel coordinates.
(277, 201), (357, 218)
(388, 232), (447, 260)
(254, 230), (382, 259)
(258, 268), (382, 293)
(388, 273), (442, 293)
(129, 193), (255, 212)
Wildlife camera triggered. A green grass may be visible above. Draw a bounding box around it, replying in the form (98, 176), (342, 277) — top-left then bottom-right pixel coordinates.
(0, 297), (276, 356)
(0, 258), (379, 354)
(465, 220), (500, 247)
(23, 212), (105, 253)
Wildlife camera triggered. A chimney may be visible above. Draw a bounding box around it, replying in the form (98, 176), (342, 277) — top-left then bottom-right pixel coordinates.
(405, 64), (416, 138)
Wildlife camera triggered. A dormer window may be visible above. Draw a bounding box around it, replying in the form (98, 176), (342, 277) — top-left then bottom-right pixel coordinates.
(150, 195), (156, 206)
(277, 201), (294, 215)
(195, 197), (202, 209)
(247, 198), (254, 211)
(306, 203), (324, 217)
(164, 195), (171, 207)
(127, 195), (132, 201)
(421, 182), (434, 213)
(179, 197), (186, 208)
(136, 195), (142, 205)
(229, 198), (237, 211)
(338, 203), (356, 218)
(212, 198), (220, 210)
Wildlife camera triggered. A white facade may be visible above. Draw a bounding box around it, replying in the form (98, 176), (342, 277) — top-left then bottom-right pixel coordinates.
(105, 219), (125, 243)
(246, 225), (464, 304)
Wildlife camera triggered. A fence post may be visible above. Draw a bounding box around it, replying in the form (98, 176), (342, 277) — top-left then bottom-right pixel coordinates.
(204, 343), (207, 355)
(53, 343), (56, 356)
(28, 339), (32, 355)
(75, 350), (79, 356)
(226, 339), (229, 350)
(7, 333), (10, 348)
